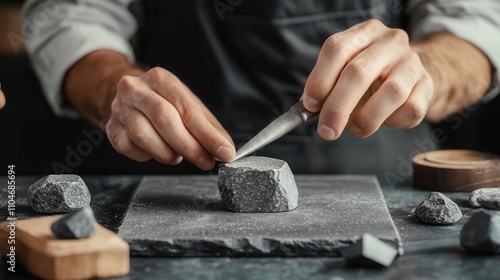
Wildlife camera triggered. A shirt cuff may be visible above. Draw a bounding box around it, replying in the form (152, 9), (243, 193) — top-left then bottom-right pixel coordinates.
(410, 16), (500, 102)
(33, 25), (135, 118)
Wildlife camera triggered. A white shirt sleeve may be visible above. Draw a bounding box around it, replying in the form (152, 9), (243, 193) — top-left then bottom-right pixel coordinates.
(22, 0), (139, 117)
(407, 0), (500, 102)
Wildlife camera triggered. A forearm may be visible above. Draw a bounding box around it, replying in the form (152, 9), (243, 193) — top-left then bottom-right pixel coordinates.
(64, 50), (145, 126)
(411, 33), (492, 123)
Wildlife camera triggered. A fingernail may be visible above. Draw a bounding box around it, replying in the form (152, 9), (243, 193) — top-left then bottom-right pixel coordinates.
(349, 125), (362, 136)
(197, 156), (213, 169)
(217, 146), (234, 162)
(319, 123), (337, 140)
(304, 97), (320, 111)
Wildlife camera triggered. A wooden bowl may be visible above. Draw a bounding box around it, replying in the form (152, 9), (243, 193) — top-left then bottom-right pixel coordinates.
(412, 150), (500, 192)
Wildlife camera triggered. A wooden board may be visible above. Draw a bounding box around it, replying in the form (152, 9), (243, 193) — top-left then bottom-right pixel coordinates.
(118, 175), (403, 257)
(413, 150), (500, 191)
(0, 216), (129, 280)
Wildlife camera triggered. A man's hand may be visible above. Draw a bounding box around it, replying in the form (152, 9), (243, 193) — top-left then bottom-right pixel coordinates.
(64, 50), (235, 170)
(0, 87), (5, 109)
(303, 19), (434, 140)
(106, 68), (235, 170)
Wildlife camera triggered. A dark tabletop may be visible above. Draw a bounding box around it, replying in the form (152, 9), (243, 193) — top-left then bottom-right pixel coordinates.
(0, 176), (497, 280)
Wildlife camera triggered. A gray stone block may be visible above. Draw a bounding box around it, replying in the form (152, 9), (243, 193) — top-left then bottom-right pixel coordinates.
(460, 210), (500, 254)
(344, 233), (398, 267)
(413, 192), (462, 225)
(28, 174), (91, 213)
(51, 206), (96, 239)
(218, 156), (298, 213)
(470, 188), (500, 209)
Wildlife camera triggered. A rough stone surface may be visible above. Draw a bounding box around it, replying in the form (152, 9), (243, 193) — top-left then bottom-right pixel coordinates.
(118, 175), (403, 257)
(470, 188), (500, 209)
(413, 192), (462, 225)
(51, 206), (96, 239)
(28, 175), (91, 213)
(218, 156), (298, 213)
(344, 233), (398, 267)
(460, 210), (500, 254)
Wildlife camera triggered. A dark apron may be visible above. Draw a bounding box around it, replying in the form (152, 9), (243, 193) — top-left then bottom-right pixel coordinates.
(133, 0), (434, 182)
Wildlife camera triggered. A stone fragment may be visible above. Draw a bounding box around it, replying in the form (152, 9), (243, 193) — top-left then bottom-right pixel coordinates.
(28, 174), (91, 213)
(51, 206), (96, 239)
(413, 192), (462, 224)
(470, 188), (500, 209)
(218, 156), (298, 213)
(344, 233), (397, 267)
(460, 210), (500, 254)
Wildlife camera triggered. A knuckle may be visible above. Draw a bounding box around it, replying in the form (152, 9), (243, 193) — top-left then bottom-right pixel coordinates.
(117, 75), (137, 93)
(150, 103), (175, 125)
(345, 60), (370, 81)
(324, 35), (345, 57)
(390, 28), (409, 44)
(385, 80), (409, 103)
(365, 18), (384, 30)
(323, 101), (348, 121)
(148, 67), (166, 80)
(111, 134), (132, 155)
(126, 121), (143, 141)
(405, 101), (426, 122)
(305, 74), (327, 96)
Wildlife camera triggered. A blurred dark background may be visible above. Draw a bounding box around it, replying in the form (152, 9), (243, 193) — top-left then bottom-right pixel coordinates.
(0, 0), (499, 176)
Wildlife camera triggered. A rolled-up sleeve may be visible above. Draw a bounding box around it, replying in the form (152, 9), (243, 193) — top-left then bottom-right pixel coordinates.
(22, 0), (139, 117)
(407, 0), (500, 101)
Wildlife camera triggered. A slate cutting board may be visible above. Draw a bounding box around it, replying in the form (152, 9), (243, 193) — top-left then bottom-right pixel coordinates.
(118, 175), (403, 257)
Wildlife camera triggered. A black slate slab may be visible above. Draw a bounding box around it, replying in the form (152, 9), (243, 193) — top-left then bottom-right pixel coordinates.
(118, 175), (402, 257)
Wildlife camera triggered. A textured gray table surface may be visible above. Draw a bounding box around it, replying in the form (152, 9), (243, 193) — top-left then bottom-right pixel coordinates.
(118, 175), (402, 257)
(1, 176), (498, 280)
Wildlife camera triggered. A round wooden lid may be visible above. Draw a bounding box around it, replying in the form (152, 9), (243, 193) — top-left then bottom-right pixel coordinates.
(412, 150), (500, 191)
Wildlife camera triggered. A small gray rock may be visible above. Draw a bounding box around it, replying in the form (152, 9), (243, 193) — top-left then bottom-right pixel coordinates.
(344, 233), (398, 267)
(414, 192), (462, 224)
(460, 210), (500, 254)
(51, 206), (96, 239)
(28, 174), (91, 213)
(218, 156), (298, 213)
(470, 188), (500, 209)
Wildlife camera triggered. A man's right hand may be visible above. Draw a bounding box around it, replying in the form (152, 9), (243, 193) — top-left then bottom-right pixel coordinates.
(105, 67), (236, 170)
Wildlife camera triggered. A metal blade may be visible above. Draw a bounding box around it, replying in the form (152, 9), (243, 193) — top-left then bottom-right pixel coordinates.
(232, 101), (319, 162)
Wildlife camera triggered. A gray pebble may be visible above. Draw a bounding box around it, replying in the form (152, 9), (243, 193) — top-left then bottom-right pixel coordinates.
(28, 174), (91, 213)
(218, 156), (298, 212)
(470, 188), (500, 209)
(413, 192), (462, 225)
(51, 206), (96, 239)
(460, 210), (500, 254)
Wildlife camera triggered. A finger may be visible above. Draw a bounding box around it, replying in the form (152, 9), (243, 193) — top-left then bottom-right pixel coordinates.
(318, 28), (410, 140)
(144, 69), (236, 161)
(303, 19), (386, 112)
(121, 109), (183, 165)
(384, 77), (433, 128)
(348, 53), (422, 137)
(189, 87), (235, 148)
(106, 116), (152, 162)
(127, 90), (216, 170)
